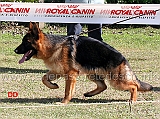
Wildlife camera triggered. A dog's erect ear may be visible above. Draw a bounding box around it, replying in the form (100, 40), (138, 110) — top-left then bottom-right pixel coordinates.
(29, 22), (33, 30)
(29, 22), (40, 39)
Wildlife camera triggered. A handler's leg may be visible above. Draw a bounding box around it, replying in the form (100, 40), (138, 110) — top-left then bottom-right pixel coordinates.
(67, 23), (82, 35)
(88, 24), (103, 41)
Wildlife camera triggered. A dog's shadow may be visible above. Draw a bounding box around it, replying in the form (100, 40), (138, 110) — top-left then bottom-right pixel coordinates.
(0, 98), (126, 104)
(152, 87), (160, 92)
(1, 87), (160, 105)
(0, 67), (47, 74)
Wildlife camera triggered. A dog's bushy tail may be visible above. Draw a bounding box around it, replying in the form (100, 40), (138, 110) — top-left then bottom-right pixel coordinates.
(137, 79), (153, 91)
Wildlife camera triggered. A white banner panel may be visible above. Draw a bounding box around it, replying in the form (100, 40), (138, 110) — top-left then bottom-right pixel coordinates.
(0, 2), (160, 24)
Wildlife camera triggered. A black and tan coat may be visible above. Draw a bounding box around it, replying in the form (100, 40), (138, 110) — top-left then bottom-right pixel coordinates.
(14, 22), (153, 104)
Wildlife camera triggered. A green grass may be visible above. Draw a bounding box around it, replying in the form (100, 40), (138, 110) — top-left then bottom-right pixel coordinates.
(0, 103), (159, 119)
(0, 26), (160, 119)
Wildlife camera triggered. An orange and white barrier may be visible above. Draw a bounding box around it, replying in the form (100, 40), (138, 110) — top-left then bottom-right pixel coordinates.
(0, 2), (160, 24)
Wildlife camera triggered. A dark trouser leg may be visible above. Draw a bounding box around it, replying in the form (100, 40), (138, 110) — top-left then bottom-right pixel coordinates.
(67, 23), (82, 35)
(88, 24), (103, 41)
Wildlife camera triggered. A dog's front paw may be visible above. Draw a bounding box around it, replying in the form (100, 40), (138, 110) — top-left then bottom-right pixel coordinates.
(84, 92), (94, 97)
(49, 82), (59, 89)
(42, 76), (59, 89)
(52, 83), (59, 88)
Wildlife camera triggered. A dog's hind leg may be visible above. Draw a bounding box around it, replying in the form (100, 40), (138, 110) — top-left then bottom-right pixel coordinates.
(84, 74), (107, 97)
(108, 61), (141, 101)
(42, 71), (60, 89)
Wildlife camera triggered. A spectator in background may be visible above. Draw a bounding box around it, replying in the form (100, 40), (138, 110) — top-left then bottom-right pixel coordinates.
(65, 0), (104, 41)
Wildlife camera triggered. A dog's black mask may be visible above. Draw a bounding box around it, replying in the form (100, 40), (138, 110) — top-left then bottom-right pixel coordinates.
(14, 33), (37, 64)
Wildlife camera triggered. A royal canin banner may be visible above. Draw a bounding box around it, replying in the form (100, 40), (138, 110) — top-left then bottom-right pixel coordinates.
(0, 2), (160, 25)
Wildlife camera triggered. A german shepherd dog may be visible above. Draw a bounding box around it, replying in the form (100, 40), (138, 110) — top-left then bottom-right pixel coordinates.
(14, 22), (153, 104)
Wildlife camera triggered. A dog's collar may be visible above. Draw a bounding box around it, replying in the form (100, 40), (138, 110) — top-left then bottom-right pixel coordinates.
(66, 35), (79, 40)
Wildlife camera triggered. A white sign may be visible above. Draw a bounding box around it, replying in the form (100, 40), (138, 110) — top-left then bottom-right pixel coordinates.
(0, 2), (160, 25)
